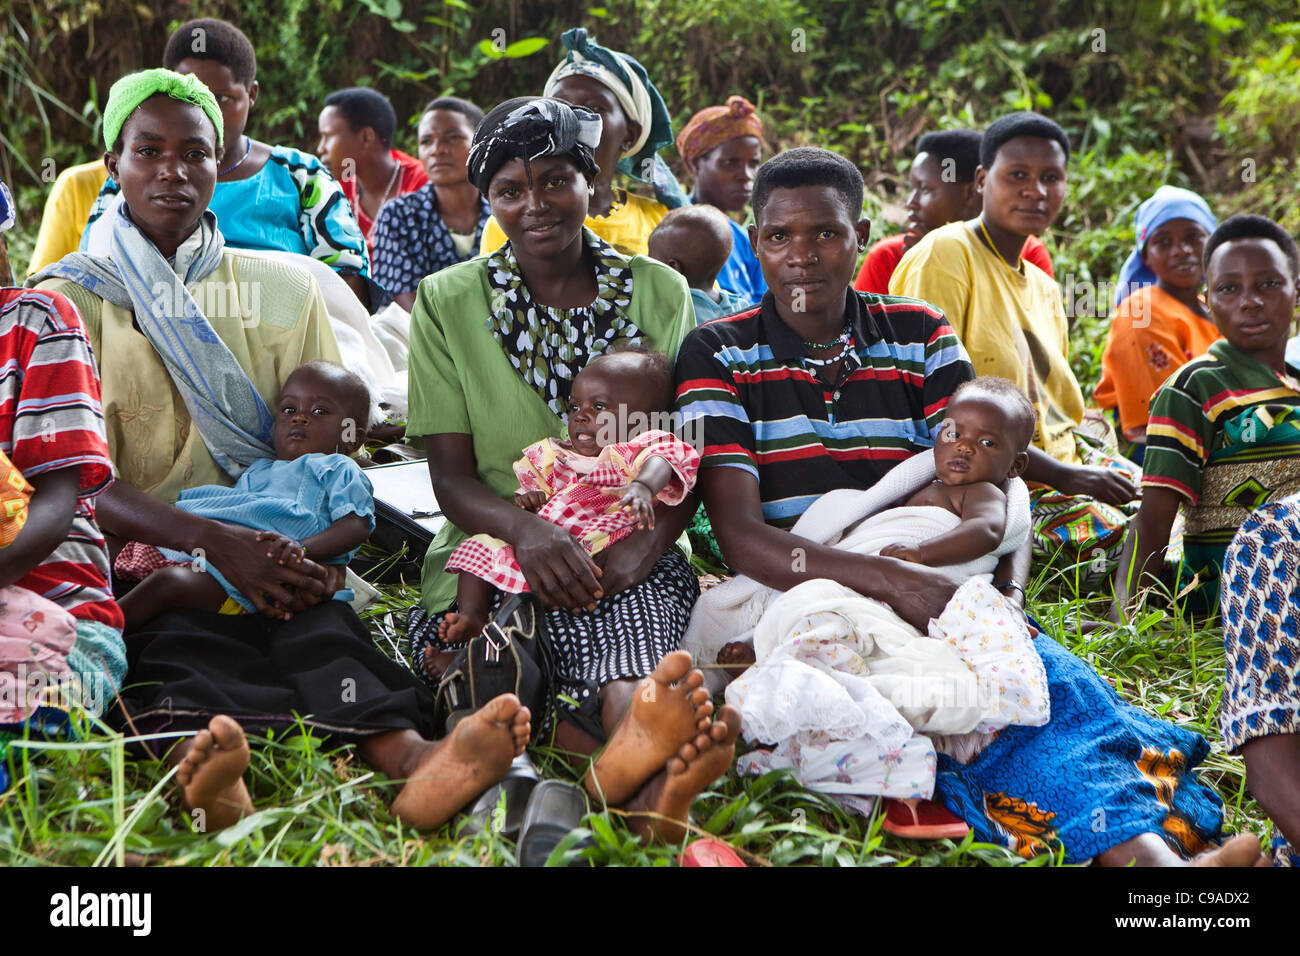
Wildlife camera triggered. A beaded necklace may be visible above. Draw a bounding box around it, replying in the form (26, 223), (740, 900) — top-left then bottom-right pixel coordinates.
(218, 136), (252, 177)
(800, 322), (853, 366)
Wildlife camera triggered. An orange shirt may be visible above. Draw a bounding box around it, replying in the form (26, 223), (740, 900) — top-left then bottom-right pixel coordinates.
(340, 149), (428, 251)
(1094, 284), (1222, 438)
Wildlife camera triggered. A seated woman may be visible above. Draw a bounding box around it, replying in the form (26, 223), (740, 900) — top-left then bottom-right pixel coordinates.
(408, 97), (738, 842)
(677, 146), (1261, 865)
(478, 28), (686, 258)
(675, 95), (766, 305)
(890, 112), (1138, 577)
(30, 69), (529, 834)
(1094, 186), (1219, 461)
(854, 129), (1052, 295)
(371, 97), (489, 313)
(80, 18), (371, 305)
(0, 284), (126, 781)
(1116, 215), (1300, 612)
(1219, 497), (1300, 867)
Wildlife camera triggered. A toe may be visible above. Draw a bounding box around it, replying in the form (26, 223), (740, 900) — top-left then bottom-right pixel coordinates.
(480, 692), (522, 724)
(209, 715), (245, 750)
(667, 755), (687, 775)
(677, 742), (699, 763)
(653, 650), (694, 685)
(681, 668), (705, 691)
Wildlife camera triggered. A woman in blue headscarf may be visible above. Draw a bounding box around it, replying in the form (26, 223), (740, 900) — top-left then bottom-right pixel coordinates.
(478, 28), (687, 258)
(1094, 186), (1219, 458)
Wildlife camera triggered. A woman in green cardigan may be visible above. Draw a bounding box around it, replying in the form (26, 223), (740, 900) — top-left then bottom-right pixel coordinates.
(405, 98), (738, 841)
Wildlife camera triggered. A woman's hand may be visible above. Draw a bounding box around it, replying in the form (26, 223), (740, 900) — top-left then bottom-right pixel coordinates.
(591, 529), (664, 600)
(201, 522), (331, 619)
(512, 514), (604, 610)
(1055, 464), (1138, 505)
(849, 555), (963, 632)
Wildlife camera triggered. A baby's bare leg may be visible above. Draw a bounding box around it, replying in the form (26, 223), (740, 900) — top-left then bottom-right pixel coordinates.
(119, 565), (230, 631)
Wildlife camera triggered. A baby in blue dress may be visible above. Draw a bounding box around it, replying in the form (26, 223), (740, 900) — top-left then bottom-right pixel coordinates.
(116, 361), (375, 630)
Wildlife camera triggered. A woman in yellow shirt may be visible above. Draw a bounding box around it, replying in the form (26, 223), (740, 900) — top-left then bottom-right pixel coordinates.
(891, 112), (1138, 574)
(479, 28), (686, 258)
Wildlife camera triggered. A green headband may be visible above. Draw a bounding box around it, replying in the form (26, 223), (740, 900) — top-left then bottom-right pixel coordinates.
(103, 68), (224, 152)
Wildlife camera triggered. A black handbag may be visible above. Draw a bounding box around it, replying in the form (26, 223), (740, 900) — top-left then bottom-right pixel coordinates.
(435, 593), (557, 733)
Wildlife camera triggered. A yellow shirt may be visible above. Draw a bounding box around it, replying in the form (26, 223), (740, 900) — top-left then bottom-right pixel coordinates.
(890, 220), (1084, 465)
(479, 188), (667, 258)
(26, 161), (109, 277)
(36, 250), (341, 502)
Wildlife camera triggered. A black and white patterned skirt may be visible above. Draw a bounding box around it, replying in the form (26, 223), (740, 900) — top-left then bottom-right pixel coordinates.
(409, 549), (700, 725)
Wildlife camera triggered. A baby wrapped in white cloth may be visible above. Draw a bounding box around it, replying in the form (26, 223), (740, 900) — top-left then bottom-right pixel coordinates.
(683, 380), (1050, 801)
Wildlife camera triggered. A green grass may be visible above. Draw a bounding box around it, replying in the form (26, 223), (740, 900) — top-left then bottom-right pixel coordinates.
(0, 560), (1271, 867)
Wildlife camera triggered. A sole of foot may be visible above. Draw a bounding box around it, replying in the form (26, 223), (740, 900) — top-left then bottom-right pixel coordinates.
(391, 693), (531, 830)
(176, 715), (254, 834)
(649, 705), (742, 844)
(1193, 833), (1266, 867)
(584, 650), (713, 805)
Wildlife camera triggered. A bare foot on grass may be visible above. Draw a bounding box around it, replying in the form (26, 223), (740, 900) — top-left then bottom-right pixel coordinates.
(585, 650), (713, 805)
(390, 693), (531, 830)
(1193, 833), (1266, 867)
(717, 641), (756, 680)
(175, 715), (254, 833)
(641, 705), (742, 844)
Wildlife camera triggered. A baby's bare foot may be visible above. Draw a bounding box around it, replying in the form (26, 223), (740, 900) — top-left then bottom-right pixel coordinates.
(175, 715), (254, 833)
(585, 650), (713, 805)
(717, 641), (757, 680)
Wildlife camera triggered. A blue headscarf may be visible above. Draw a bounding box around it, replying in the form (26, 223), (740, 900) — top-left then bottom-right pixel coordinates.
(1113, 185), (1217, 306)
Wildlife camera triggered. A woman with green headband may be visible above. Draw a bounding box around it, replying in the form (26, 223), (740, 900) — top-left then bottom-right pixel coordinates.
(31, 70), (529, 834)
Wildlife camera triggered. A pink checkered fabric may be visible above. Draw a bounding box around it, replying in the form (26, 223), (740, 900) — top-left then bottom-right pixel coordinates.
(114, 541), (187, 581)
(446, 430), (701, 591)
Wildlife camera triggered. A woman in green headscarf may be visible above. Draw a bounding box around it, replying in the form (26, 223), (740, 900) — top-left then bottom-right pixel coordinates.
(478, 28), (687, 257)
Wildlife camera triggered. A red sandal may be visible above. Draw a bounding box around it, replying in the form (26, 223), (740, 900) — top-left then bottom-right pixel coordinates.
(880, 798), (970, 840)
(679, 838), (747, 867)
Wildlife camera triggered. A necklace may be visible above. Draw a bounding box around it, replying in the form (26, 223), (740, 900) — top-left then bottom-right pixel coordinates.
(800, 323), (853, 366)
(218, 136), (252, 176)
(978, 216), (1018, 271)
(356, 158), (403, 240)
(801, 322), (853, 350)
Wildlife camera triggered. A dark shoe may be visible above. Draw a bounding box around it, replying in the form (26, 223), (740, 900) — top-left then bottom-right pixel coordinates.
(516, 779), (593, 867)
(459, 753), (540, 840)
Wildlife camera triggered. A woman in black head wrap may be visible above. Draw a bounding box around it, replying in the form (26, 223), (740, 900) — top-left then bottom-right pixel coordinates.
(407, 96), (739, 841)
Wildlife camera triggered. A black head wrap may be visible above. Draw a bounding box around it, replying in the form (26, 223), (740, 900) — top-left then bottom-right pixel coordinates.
(467, 96), (602, 196)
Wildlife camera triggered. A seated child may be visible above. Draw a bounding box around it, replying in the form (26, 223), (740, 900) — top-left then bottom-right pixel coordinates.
(718, 375), (1035, 674)
(115, 361), (375, 630)
(648, 206), (750, 324)
(0, 286), (125, 737)
(1115, 214), (1300, 615)
(435, 348), (701, 657)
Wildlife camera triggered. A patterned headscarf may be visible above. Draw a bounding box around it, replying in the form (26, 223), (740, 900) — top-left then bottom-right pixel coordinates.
(544, 27), (687, 209)
(102, 68), (223, 151)
(676, 96), (763, 167)
(467, 97), (602, 196)
(1114, 185), (1217, 306)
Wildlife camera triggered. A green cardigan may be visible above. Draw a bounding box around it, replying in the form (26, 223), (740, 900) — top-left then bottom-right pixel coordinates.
(406, 243), (695, 612)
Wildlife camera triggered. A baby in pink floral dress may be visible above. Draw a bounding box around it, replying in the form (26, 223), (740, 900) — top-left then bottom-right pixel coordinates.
(440, 350), (701, 644)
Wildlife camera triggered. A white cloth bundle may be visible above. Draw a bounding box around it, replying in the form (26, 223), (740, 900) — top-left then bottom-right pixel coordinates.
(682, 448), (1031, 688)
(728, 577), (1049, 799)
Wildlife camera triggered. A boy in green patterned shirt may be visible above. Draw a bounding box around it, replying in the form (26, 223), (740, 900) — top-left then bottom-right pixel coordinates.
(1114, 214), (1300, 615)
